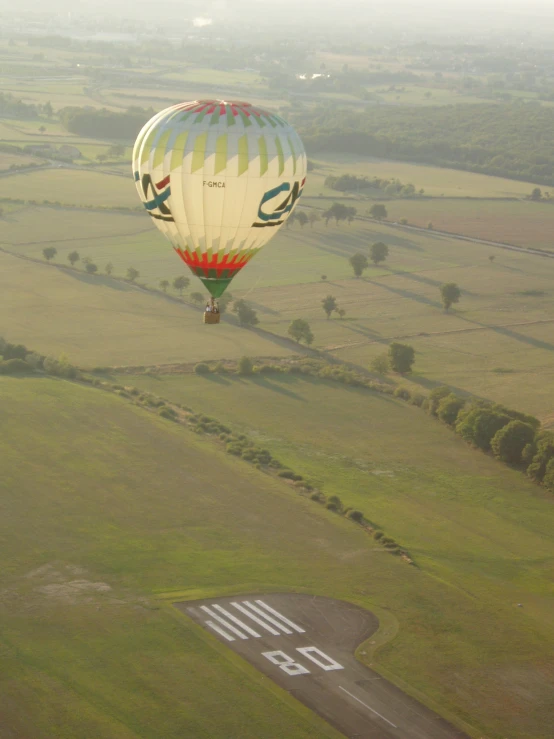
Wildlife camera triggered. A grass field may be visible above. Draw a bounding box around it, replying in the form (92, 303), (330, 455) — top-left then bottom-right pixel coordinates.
(3, 201), (554, 416)
(0, 377), (349, 739)
(116, 371), (554, 739)
(0, 250), (296, 366)
(384, 198), (554, 251)
(307, 153), (544, 199)
(0, 152), (43, 170)
(0, 169), (139, 208)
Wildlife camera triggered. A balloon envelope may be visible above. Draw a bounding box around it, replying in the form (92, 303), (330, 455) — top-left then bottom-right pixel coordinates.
(132, 100), (307, 297)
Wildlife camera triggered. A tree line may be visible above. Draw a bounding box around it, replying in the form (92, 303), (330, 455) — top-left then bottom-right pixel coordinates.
(324, 173), (423, 198)
(294, 102), (554, 185)
(59, 106), (154, 140)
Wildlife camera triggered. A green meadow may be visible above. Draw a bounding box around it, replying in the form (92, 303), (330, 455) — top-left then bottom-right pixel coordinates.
(0, 169), (138, 208)
(3, 195), (554, 417)
(308, 153), (543, 198)
(2, 37), (554, 739)
(384, 198), (554, 251)
(1, 375), (554, 738)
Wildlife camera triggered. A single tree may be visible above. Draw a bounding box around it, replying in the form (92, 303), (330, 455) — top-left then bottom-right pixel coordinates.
(39, 125), (46, 133)
(346, 206), (357, 225)
(530, 187), (542, 201)
(437, 394), (465, 426)
(323, 202), (352, 225)
(321, 274), (327, 281)
(127, 267), (140, 282)
(388, 342), (415, 374)
(233, 299), (259, 327)
(337, 308), (346, 319)
(370, 241), (389, 265)
(440, 282), (461, 312)
(159, 279), (170, 292)
(322, 295), (338, 319)
(456, 407), (510, 451)
(67, 250), (80, 266)
(288, 318), (314, 345)
(105, 262), (113, 276)
(107, 144), (125, 157)
(527, 433), (554, 482)
(349, 252), (368, 277)
(309, 211), (320, 228)
(296, 211), (309, 229)
(85, 262), (98, 274)
(368, 203), (387, 221)
(172, 275), (190, 295)
(43, 246), (57, 262)
(190, 292), (204, 305)
(488, 255), (495, 263)
(544, 458), (554, 492)
(371, 354), (389, 374)
(491, 420), (535, 466)
(427, 221), (434, 230)
(238, 356), (254, 375)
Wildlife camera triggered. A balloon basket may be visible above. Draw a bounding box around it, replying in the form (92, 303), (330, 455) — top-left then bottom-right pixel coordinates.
(203, 312), (220, 325)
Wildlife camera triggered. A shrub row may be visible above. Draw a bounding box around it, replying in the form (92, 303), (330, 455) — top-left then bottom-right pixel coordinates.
(427, 385), (554, 491)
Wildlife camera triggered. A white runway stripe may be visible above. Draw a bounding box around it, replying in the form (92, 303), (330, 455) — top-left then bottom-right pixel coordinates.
(255, 600), (305, 633)
(338, 686), (398, 728)
(205, 620), (235, 642)
(200, 605), (248, 639)
(231, 602), (281, 635)
(213, 604), (261, 638)
(241, 601), (294, 634)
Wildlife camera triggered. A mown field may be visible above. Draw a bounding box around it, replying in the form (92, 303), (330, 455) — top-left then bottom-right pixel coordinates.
(3, 198), (554, 417)
(384, 198), (554, 251)
(307, 153), (543, 198)
(0, 169), (138, 208)
(116, 370), (554, 739)
(2, 376), (554, 738)
(0, 377), (348, 739)
(0, 251), (294, 366)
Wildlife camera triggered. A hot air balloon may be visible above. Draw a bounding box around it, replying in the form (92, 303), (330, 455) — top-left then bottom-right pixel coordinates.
(132, 100), (307, 323)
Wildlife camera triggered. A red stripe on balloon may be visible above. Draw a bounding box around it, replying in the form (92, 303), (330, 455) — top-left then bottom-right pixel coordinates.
(174, 248), (249, 278)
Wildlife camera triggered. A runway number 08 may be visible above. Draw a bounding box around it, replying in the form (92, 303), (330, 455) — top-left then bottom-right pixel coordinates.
(262, 647), (343, 676)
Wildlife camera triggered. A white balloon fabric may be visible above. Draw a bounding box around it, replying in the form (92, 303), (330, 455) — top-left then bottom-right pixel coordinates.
(132, 100), (307, 297)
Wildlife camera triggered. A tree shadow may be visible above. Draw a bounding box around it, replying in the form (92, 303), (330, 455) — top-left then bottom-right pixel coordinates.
(201, 373), (232, 385)
(250, 375), (307, 401)
(64, 270), (136, 292)
(456, 315), (554, 353)
(407, 374), (480, 398)
(362, 277), (443, 309)
(386, 269), (479, 297)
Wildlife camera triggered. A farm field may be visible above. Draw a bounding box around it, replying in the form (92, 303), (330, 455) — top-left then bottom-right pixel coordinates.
(121, 371), (554, 738)
(384, 198), (554, 251)
(308, 153), (543, 198)
(2, 376), (554, 738)
(0, 251), (295, 366)
(0, 169), (139, 208)
(0, 152), (43, 170)
(3, 199), (554, 416)
(0, 377), (347, 739)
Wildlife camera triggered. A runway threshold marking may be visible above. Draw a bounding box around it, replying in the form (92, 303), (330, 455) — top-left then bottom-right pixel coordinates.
(199, 599), (306, 640)
(339, 686), (398, 728)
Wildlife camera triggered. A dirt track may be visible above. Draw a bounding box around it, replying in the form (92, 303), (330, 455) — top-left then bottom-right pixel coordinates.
(178, 593), (470, 739)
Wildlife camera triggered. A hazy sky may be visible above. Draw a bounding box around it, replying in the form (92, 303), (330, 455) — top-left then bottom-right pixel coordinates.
(2, 0), (554, 35)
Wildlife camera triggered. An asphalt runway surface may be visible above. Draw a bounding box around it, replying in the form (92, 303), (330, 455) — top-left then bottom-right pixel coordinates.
(177, 593), (469, 739)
